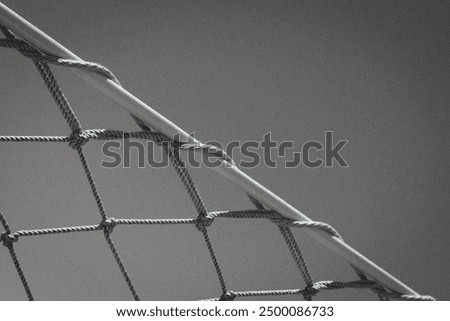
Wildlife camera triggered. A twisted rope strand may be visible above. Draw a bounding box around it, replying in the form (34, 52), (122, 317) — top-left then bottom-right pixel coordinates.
(134, 118), (229, 297)
(0, 38), (120, 84)
(0, 212), (340, 241)
(211, 280), (435, 301)
(247, 196), (314, 300)
(14, 27), (141, 300)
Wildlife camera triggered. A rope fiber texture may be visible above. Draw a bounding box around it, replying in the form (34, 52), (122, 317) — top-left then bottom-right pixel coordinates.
(0, 26), (434, 301)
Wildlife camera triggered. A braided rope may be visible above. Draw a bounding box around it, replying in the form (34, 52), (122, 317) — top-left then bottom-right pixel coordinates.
(0, 211), (341, 242)
(0, 26), (434, 301)
(0, 38), (120, 84)
(247, 196), (315, 300)
(214, 280), (435, 301)
(133, 118), (229, 296)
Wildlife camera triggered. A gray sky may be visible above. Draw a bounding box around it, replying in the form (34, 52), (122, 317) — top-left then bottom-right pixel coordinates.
(0, 0), (449, 300)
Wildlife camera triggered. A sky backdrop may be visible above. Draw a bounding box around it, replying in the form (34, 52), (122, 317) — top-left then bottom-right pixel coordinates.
(0, 0), (449, 300)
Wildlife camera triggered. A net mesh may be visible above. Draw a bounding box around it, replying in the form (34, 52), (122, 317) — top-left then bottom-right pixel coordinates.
(0, 25), (433, 301)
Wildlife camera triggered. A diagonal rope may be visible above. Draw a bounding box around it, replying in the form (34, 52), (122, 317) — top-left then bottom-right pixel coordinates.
(248, 195), (314, 300)
(133, 117), (229, 297)
(33, 60), (83, 134)
(4, 27), (141, 300)
(0, 37), (120, 84)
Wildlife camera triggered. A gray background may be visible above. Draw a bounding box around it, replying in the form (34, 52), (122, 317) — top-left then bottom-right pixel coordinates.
(0, 0), (448, 300)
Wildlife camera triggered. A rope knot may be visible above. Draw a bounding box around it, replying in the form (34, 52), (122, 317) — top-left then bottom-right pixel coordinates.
(0, 232), (18, 248)
(302, 284), (319, 300)
(100, 217), (117, 233)
(207, 145), (234, 165)
(220, 291), (237, 301)
(68, 131), (88, 150)
(195, 216), (214, 231)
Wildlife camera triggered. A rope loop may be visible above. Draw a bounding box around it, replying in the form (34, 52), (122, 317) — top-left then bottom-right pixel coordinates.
(195, 216), (214, 231)
(0, 232), (18, 248)
(220, 291), (237, 301)
(68, 131), (89, 150)
(302, 284), (319, 300)
(178, 142), (235, 166)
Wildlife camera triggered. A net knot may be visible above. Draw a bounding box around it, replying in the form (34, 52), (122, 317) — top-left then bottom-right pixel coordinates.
(220, 291), (237, 301)
(302, 284), (319, 300)
(178, 143), (235, 166)
(195, 216), (214, 231)
(68, 131), (89, 150)
(0, 232), (18, 248)
(100, 217), (117, 234)
(205, 145), (234, 165)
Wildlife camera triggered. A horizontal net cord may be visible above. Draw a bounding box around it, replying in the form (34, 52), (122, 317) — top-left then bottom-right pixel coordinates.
(0, 211), (340, 242)
(0, 129), (234, 164)
(209, 210), (342, 239)
(207, 280), (435, 301)
(0, 130), (167, 143)
(1, 216), (433, 302)
(0, 135), (69, 142)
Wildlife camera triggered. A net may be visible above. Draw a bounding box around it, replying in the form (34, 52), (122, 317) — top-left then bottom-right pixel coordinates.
(0, 8), (434, 301)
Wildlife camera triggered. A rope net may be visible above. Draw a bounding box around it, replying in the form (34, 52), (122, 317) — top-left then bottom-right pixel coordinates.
(0, 25), (433, 301)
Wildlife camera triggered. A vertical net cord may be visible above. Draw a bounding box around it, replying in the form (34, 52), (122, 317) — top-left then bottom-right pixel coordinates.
(76, 147), (139, 300)
(248, 196), (315, 300)
(165, 146), (228, 297)
(0, 25), (34, 302)
(31, 53), (140, 300)
(0, 211), (34, 301)
(133, 119), (229, 298)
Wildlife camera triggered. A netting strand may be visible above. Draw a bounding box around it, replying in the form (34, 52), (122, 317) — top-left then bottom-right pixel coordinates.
(0, 25), (434, 301)
(0, 26), (140, 300)
(248, 195), (314, 300)
(133, 118), (229, 297)
(0, 211), (34, 301)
